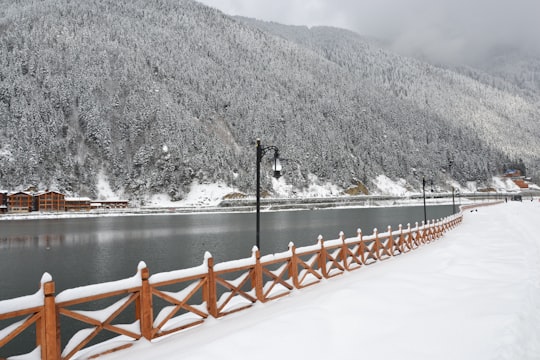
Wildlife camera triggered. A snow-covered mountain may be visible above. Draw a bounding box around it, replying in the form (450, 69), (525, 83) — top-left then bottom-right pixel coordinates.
(0, 0), (538, 202)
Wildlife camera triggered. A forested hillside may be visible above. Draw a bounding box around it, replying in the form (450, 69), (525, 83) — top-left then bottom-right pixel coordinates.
(0, 0), (538, 202)
(239, 19), (540, 176)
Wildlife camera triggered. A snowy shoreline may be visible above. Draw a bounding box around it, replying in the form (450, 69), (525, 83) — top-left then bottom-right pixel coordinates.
(0, 193), (503, 221)
(3, 175), (534, 221)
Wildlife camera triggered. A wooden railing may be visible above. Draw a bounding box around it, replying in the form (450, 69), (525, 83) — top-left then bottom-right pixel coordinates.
(0, 213), (463, 360)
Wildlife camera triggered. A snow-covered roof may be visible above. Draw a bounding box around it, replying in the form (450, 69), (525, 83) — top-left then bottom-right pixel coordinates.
(65, 197), (92, 202)
(7, 191), (33, 196)
(35, 190), (64, 196)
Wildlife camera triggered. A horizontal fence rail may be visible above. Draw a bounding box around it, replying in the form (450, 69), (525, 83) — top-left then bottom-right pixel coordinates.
(0, 212), (466, 359)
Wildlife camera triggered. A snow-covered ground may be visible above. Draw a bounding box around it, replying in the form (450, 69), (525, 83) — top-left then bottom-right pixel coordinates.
(0, 174), (531, 222)
(142, 174), (525, 208)
(100, 200), (540, 360)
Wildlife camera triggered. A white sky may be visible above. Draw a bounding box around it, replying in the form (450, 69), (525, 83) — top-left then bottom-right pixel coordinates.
(89, 201), (540, 359)
(196, 0), (540, 64)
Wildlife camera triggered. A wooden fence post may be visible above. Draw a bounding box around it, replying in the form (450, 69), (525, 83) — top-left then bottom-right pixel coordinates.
(405, 223), (412, 249)
(428, 220), (434, 241)
(397, 224), (404, 252)
(373, 228), (380, 260)
(289, 243), (300, 289)
(139, 266), (153, 340)
(254, 248), (264, 302)
(339, 231), (349, 271)
(206, 256), (218, 318)
(387, 226), (394, 256)
(419, 221), (426, 244)
(42, 280), (60, 360)
(357, 228), (366, 264)
(318, 235), (328, 278)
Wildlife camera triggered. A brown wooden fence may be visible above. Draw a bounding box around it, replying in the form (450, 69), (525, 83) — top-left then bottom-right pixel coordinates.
(0, 213), (463, 360)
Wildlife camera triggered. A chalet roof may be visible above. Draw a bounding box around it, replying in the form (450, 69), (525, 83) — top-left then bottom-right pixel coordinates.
(7, 191), (33, 197)
(35, 190), (65, 196)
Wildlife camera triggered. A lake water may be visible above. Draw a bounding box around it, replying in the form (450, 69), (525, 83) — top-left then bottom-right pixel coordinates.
(0, 204), (456, 357)
(0, 205), (454, 300)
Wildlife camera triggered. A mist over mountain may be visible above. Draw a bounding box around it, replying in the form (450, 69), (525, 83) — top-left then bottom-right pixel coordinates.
(0, 0), (538, 203)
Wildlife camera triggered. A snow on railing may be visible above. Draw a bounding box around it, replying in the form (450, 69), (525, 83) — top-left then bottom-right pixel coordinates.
(0, 211), (467, 360)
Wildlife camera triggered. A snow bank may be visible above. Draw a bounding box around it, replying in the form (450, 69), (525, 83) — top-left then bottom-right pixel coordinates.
(145, 181), (237, 207)
(371, 175), (411, 196)
(96, 171), (125, 200)
(491, 176), (520, 191)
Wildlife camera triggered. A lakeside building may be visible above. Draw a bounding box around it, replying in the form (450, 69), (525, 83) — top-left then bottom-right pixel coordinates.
(0, 189), (129, 214)
(0, 191), (7, 213)
(7, 192), (34, 212)
(36, 191), (66, 212)
(91, 200), (129, 209)
(504, 169), (530, 189)
(65, 197), (92, 211)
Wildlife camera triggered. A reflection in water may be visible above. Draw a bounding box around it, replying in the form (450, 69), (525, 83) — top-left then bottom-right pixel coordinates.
(0, 234), (66, 249)
(0, 205), (453, 301)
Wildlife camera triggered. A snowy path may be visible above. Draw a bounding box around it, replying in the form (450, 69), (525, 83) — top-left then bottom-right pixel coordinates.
(103, 201), (540, 360)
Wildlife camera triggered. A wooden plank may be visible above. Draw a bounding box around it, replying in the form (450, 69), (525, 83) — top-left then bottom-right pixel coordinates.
(0, 313), (40, 348)
(56, 287), (139, 308)
(150, 273), (208, 288)
(0, 307), (43, 320)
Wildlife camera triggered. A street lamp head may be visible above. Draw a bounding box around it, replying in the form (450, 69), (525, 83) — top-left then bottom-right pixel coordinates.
(273, 154), (282, 179)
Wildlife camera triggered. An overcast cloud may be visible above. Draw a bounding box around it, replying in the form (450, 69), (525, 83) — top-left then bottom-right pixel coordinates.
(196, 0), (540, 65)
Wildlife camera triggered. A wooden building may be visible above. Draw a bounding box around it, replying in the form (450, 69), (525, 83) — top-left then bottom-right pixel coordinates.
(504, 169), (522, 178)
(36, 191), (66, 212)
(65, 197), (92, 211)
(7, 192), (34, 212)
(513, 179), (529, 189)
(0, 191), (6, 214)
(91, 200), (129, 209)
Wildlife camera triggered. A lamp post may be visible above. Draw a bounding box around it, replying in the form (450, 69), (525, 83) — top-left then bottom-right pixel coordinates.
(448, 160), (456, 214)
(452, 186), (456, 214)
(422, 177), (427, 225)
(256, 138), (281, 251)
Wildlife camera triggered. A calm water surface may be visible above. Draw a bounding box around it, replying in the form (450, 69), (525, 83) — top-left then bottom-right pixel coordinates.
(0, 205), (453, 300)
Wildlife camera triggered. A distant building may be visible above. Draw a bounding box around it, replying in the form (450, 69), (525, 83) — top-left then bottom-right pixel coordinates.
(91, 200), (129, 209)
(503, 169), (529, 188)
(0, 191), (7, 214)
(513, 179), (529, 189)
(65, 197), (92, 211)
(2, 189), (130, 213)
(36, 191), (66, 212)
(7, 192), (34, 212)
(504, 169), (522, 178)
